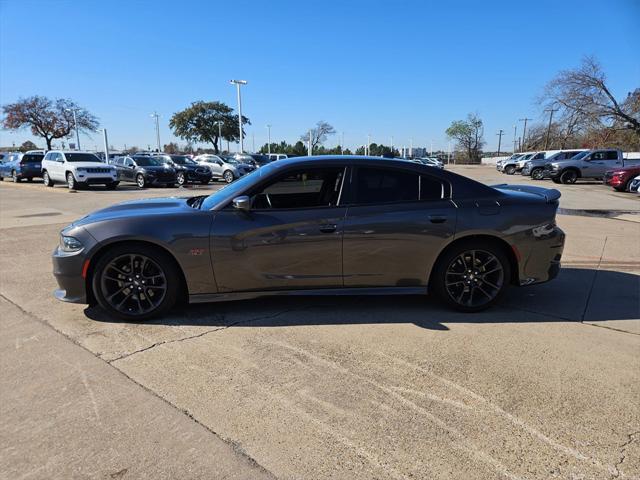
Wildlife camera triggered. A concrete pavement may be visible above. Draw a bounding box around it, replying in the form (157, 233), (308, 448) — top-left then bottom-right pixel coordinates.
(1, 168), (638, 480)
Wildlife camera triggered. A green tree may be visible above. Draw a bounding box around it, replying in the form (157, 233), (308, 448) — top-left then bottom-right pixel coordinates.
(2, 96), (99, 150)
(19, 140), (38, 152)
(163, 142), (179, 154)
(446, 113), (484, 163)
(169, 101), (250, 153)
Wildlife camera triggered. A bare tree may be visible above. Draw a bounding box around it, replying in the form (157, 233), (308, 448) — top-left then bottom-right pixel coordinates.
(300, 121), (336, 152)
(541, 56), (640, 137)
(2, 96), (99, 150)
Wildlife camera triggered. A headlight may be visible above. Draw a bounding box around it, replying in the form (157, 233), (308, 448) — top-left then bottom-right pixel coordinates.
(60, 235), (83, 252)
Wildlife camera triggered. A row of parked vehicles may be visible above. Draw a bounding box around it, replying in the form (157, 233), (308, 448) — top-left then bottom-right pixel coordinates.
(496, 148), (640, 193)
(0, 150), (290, 189)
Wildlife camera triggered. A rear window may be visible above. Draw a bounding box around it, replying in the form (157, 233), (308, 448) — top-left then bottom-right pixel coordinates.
(64, 153), (101, 162)
(355, 168), (419, 204)
(21, 154), (44, 162)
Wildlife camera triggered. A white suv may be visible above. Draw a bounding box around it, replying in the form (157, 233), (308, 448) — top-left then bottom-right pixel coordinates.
(41, 150), (119, 189)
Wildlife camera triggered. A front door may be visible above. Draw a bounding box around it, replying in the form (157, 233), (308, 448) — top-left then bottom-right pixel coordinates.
(342, 166), (457, 288)
(586, 150), (623, 177)
(211, 166), (347, 292)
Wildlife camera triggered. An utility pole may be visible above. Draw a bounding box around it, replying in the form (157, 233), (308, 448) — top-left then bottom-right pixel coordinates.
(65, 108), (81, 150)
(518, 118), (532, 151)
(390, 136), (394, 155)
(512, 124), (517, 153)
(266, 124), (272, 155)
(430, 140), (433, 156)
(151, 112), (161, 152)
(543, 107), (559, 149)
(102, 129), (109, 163)
(367, 134), (371, 156)
(308, 130), (312, 156)
(230, 79), (247, 152)
(214, 120), (223, 154)
(341, 132), (344, 155)
(496, 129), (505, 157)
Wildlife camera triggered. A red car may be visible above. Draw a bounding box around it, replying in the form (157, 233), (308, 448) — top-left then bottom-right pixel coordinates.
(604, 165), (640, 191)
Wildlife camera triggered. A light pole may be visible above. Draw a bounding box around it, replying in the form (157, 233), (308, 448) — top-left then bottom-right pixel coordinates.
(230, 79), (247, 152)
(496, 129), (505, 157)
(65, 108), (81, 150)
(367, 134), (371, 156)
(409, 138), (413, 158)
(266, 124), (272, 155)
(214, 120), (223, 154)
(151, 112), (161, 152)
(341, 132), (344, 155)
(512, 124), (517, 153)
(430, 140), (433, 156)
(390, 136), (394, 155)
(308, 130), (312, 156)
(518, 117), (532, 151)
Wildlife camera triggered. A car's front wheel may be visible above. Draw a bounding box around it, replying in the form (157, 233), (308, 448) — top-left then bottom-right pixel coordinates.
(92, 244), (179, 321)
(136, 173), (146, 188)
(432, 241), (510, 312)
(66, 172), (77, 189)
(223, 170), (234, 183)
(43, 170), (53, 187)
(504, 165), (516, 175)
(531, 168), (545, 180)
(176, 171), (186, 186)
(560, 169), (578, 184)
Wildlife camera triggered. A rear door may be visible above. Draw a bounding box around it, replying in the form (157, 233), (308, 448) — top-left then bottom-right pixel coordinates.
(587, 150), (622, 177)
(211, 165), (348, 292)
(342, 166), (457, 288)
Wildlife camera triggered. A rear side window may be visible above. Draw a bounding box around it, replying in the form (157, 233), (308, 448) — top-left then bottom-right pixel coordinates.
(605, 151), (618, 160)
(355, 168), (419, 204)
(420, 175), (444, 201)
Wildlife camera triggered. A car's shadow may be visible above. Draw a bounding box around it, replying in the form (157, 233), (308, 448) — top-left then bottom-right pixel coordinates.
(84, 268), (639, 330)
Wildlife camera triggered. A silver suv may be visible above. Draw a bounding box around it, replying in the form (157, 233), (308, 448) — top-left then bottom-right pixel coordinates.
(194, 154), (255, 183)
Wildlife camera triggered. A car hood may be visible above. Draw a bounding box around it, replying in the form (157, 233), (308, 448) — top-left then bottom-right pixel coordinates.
(73, 197), (192, 226)
(70, 162), (114, 169)
(139, 165), (176, 172)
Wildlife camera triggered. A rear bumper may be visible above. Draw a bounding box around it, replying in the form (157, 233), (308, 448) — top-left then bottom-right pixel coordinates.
(517, 225), (565, 286)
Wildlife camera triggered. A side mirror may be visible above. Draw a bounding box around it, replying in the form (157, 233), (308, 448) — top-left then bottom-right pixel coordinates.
(129, 164), (135, 169)
(232, 195), (251, 212)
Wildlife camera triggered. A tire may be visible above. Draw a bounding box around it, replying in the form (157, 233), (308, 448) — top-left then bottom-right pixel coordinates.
(531, 168), (545, 180)
(92, 244), (179, 321)
(26, 177), (33, 182)
(200, 179), (210, 185)
(136, 173), (146, 188)
(11, 170), (20, 183)
(43, 170), (54, 187)
(176, 171), (186, 186)
(504, 165), (516, 175)
(560, 169), (578, 184)
(431, 240), (511, 312)
(223, 170), (234, 183)
(551, 177), (562, 184)
(106, 182), (119, 190)
(66, 172), (77, 190)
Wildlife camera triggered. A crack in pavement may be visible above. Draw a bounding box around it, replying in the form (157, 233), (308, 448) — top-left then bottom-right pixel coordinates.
(581, 236), (608, 322)
(611, 431), (639, 479)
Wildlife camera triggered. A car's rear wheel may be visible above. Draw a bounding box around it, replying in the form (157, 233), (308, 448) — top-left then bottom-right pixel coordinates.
(432, 241), (510, 312)
(560, 169), (578, 184)
(92, 245), (179, 321)
(12, 170), (19, 182)
(223, 170), (234, 183)
(43, 170), (53, 187)
(504, 165), (516, 175)
(176, 171), (186, 186)
(531, 168), (544, 180)
(551, 176), (562, 184)
(136, 173), (146, 188)
(200, 179), (210, 185)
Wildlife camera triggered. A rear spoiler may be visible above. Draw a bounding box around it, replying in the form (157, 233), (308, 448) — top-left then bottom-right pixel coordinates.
(492, 184), (561, 203)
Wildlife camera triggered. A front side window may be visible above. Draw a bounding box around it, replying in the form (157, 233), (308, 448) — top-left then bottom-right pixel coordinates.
(251, 167), (345, 209)
(355, 167), (419, 205)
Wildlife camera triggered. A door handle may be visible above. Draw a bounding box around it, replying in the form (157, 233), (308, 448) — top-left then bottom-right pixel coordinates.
(428, 215), (447, 224)
(319, 224), (337, 233)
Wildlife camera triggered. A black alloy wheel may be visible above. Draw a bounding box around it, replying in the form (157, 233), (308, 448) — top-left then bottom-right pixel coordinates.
(93, 246), (179, 320)
(177, 171), (186, 186)
(531, 168), (545, 180)
(560, 170), (578, 184)
(433, 242), (510, 312)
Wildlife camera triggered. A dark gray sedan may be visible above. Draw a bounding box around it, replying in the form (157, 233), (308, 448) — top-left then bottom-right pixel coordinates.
(52, 156), (565, 320)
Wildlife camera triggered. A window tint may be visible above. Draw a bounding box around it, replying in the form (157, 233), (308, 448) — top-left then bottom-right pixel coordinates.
(355, 168), (419, 204)
(21, 154), (43, 162)
(64, 153), (101, 162)
(420, 175), (444, 201)
(605, 151), (618, 160)
(252, 167), (344, 209)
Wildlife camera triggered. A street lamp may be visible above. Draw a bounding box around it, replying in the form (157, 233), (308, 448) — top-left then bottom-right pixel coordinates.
(151, 112), (161, 152)
(214, 120), (223, 154)
(65, 108), (80, 150)
(266, 124), (272, 155)
(230, 79), (247, 152)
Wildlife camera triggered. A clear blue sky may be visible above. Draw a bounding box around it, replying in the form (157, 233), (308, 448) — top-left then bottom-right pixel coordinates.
(1, 0), (638, 152)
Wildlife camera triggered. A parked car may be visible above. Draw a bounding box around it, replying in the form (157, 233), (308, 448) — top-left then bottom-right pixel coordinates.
(603, 165), (640, 192)
(0, 151), (45, 182)
(246, 153), (272, 167)
(521, 150), (587, 180)
(114, 155), (178, 188)
(51, 155), (565, 321)
(628, 175), (640, 193)
(267, 153), (289, 161)
(496, 153), (525, 173)
(499, 153), (535, 174)
(416, 157), (445, 169)
(154, 154), (212, 186)
(195, 154), (255, 183)
(41, 151), (119, 189)
(545, 149), (639, 184)
(0, 152), (21, 181)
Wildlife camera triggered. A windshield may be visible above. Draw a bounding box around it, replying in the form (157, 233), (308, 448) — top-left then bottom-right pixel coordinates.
(171, 156), (195, 165)
(520, 154), (534, 160)
(200, 162), (280, 210)
(65, 153), (102, 162)
(134, 157), (163, 166)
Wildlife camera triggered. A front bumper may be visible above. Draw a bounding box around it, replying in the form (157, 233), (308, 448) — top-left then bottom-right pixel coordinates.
(52, 246), (89, 304)
(186, 170), (213, 182)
